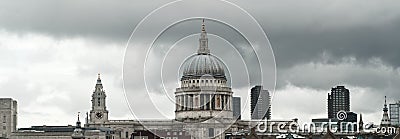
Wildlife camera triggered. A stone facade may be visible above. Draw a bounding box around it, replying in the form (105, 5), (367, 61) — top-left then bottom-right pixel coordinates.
(0, 98), (17, 138)
(89, 74), (109, 125)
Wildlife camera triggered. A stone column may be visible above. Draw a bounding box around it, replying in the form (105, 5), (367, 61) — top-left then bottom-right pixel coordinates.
(176, 96), (179, 111)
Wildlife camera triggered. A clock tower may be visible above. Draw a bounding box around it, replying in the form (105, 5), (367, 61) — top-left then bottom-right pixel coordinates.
(89, 74), (109, 124)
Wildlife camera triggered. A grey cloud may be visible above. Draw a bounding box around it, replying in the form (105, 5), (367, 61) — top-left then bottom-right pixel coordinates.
(0, 0), (163, 42)
(277, 55), (400, 90)
(1, 0), (400, 125)
(249, 0), (400, 68)
(2, 0), (400, 69)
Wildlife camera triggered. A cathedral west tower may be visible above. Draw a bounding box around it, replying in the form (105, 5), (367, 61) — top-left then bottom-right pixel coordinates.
(89, 74), (109, 124)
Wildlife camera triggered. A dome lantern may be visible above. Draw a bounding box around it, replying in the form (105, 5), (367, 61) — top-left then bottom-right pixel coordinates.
(197, 19), (210, 55)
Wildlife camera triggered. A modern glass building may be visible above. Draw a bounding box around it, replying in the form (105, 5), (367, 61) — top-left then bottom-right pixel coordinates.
(250, 85), (271, 120)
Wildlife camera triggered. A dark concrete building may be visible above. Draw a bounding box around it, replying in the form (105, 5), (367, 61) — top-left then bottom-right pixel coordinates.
(341, 111), (358, 132)
(328, 86), (350, 119)
(250, 85), (271, 120)
(233, 97), (241, 120)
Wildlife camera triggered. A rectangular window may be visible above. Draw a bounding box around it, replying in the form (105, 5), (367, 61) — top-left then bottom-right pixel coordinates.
(221, 95), (225, 109)
(206, 95), (210, 110)
(126, 132), (128, 138)
(2, 116), (5, 123)
(184, 95), (188, 110)
(208, 128), (214, 137)
(211, 96), (215, 110)
(191, 95), (194, 110)
(200, 94), (204, 110)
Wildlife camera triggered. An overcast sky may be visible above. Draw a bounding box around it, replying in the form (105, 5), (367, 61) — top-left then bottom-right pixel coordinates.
(1, 0), (400, 128)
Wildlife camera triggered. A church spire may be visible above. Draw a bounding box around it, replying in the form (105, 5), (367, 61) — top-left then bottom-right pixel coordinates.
(197, 19), (210, 55)
(359, 113), (364, 132)
(76, 112), (81, 128)
(95, 73), (103, 92)
(384, 96), (388, 112)
(201, 19), (206, 32)
(72, 112), (84, 139)
(97, 73), (102, 85)
(381, 96), (391, 126)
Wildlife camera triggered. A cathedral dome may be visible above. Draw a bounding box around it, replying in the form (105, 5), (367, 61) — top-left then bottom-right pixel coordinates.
(175, 19), (233, 122)
(181, 53), (226, 79)
(180, 19), (227, 80)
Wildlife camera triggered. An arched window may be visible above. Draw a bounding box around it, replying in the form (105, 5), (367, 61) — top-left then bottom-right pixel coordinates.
(97, 98), (101, 106)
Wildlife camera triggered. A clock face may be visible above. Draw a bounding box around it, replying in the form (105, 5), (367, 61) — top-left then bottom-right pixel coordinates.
(95, 112), (103, 119)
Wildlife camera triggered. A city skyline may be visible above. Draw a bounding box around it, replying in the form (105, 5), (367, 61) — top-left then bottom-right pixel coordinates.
(1, 74), (395, 127)
(1, 78), (397, 138)
(0, 0), (400, 130)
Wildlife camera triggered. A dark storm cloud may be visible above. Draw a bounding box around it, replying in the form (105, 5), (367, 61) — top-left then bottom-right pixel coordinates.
(2, 0), (399, 71)
(239, 0), (400, 98)
(265, 20), (400, 68)
(2, 0), (399, 69)
(0, 0), (165, 41)
(246, 0), (400, 68)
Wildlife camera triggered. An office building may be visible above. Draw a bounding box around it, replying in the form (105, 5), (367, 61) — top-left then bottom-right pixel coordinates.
(389, 101), (400, 126)
(328, 86), (350, 119)
(233, 97), (241, 120)
(250, 85), (271, 120)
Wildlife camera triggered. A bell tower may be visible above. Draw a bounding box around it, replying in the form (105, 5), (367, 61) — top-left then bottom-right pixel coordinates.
(89, 74), (109, 124)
